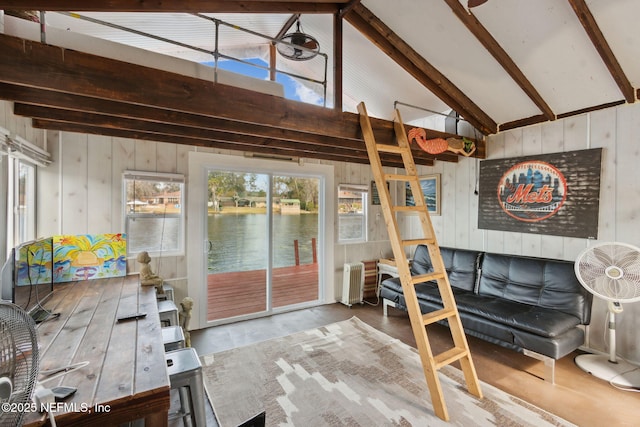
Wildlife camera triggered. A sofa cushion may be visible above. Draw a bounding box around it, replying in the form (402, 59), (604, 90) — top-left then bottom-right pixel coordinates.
(477, 252), (592, 323)
(453, 293), (581, 338)
(410, 246), (481, 292)
(386, 277), (578, 338)
(512, 327), (585, 359)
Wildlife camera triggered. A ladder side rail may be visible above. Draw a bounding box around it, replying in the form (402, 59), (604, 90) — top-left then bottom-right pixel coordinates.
(394, 109), (483, 400)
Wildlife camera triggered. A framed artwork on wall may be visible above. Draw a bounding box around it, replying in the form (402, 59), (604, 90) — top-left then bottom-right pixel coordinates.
(477, 148), (602, 238)
(370, 180), (389, 205)
(404, 174), (441, 215)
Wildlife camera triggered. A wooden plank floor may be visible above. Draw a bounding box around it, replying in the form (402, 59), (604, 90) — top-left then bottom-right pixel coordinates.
(207, 263), (318, 321)
(191, 302), (640, 427)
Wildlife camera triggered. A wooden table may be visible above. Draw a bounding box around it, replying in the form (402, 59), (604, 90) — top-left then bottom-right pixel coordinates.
(23, 275), (170, 426)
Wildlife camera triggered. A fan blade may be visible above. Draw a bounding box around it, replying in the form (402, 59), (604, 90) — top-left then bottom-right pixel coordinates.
(303, 40), (318, 50)
(468, 0), (489, 7)
(616, 249), (640, 269)
(592, 246), (615, 267)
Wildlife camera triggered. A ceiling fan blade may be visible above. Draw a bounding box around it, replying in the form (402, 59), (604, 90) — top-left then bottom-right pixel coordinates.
(303, 40), (318, 50)
(468, 0), (489, 7)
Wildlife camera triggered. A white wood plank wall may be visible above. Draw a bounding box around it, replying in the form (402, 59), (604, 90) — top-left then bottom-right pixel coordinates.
(401, 103), (640, 363)
(2, 99), (639, 363)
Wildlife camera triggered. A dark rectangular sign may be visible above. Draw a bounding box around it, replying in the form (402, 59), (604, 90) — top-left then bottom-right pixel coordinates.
(478, 148), (602, 239)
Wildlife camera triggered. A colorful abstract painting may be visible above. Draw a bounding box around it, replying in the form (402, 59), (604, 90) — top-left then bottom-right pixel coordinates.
(53, 234), (127, 283)
(15, 237), (53, 287)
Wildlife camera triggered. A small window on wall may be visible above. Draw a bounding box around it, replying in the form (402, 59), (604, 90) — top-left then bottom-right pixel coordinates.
(338, 184), (368, 244)
(123, 171), (185, 257)
(11, 159), (36, 247)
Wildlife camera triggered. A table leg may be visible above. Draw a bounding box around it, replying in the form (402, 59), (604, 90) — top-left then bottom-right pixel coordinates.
(145, 410), (168, 427)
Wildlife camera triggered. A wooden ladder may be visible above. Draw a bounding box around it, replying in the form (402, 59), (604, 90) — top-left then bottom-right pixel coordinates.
(357, 102), (483, 421)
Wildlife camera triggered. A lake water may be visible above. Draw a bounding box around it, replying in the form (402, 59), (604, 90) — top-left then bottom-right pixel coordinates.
(207, 213), (319, 272)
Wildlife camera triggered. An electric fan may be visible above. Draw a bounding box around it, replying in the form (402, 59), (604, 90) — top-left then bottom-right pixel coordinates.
(276, 18), (320, 61)
(574, 242), (640, 389)
(0, 301), (40, 426)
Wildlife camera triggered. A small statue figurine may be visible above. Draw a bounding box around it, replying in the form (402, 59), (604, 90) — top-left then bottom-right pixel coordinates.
(136, 251), (164, 295)
(179, 297), (194, 347)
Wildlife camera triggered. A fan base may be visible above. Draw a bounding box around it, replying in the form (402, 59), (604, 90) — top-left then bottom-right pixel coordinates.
(575, 354), (640, 388)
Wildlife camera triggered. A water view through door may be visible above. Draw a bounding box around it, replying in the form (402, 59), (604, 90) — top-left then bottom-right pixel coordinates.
(206, 171), (320, 321)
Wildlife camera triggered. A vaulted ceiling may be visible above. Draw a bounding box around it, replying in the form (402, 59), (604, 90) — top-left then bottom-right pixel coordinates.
(1, 0), (638, 167)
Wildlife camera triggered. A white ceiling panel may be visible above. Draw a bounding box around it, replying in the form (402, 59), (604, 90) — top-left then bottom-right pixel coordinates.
(342, 21), (450, 122)
(472, 0), (622, 115)
(364, 0), (541, 124)
(587, 0), (640, 89)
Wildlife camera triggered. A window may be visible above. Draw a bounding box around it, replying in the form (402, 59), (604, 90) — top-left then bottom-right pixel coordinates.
(1, 128), (50, 255)
(123, 171), (185, 256)
(337, 184), (368, 244)
(4, 158), (37, 250)
(14, 160), (36, 245)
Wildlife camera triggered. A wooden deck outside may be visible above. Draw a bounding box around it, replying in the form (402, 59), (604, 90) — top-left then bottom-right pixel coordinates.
(207, 263), (319, 321)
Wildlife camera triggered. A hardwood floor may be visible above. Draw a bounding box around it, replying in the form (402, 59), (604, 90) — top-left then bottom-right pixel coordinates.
(189, 301), (640, 427)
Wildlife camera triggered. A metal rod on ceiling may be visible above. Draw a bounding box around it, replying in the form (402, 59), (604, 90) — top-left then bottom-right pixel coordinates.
(394, 100), (464, 122)
(58, 12), (215, 57)
(214, 19), (220, 83)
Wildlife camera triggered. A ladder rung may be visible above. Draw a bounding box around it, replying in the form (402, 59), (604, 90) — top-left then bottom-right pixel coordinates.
(421, 307), (457, 325)
(384, 173), (417, 182)
(393, 205), (424, 213)
(402, 238), (436, 246)
(410, 272), (446, 285)
(376, 143), (408, 154)
(434, 347), (470, 369)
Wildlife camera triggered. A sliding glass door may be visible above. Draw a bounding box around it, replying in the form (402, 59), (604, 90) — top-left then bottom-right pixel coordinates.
(205, 170), (320, 322)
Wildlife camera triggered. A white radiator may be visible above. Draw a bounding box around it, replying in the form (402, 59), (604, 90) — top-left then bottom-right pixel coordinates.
(341, 262), (365, 307)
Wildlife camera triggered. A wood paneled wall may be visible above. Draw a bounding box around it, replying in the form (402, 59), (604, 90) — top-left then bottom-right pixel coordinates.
(401, 103), (640, 364)
(2, 98), (639, 363)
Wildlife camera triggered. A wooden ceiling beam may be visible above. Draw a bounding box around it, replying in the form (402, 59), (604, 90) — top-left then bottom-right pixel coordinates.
(0, 34), (364, 141)
(555, 99), (626, 120)
(568, 0), (635, 104)
(498, 114), (548, 133)
(344, 3), (497, 135)
(444, 0), (555, 121)
(333, 12), (343, 111)
(2, 84), (452, 164)
(0, 83), (354, 148)
(338, 0), (361, 19)
(30, 119), (417, 168)
(0, 1), (344, 13)
(15, 102), (425, 166)
(0, 36), (472, 162)
(498, 99), (626, 132)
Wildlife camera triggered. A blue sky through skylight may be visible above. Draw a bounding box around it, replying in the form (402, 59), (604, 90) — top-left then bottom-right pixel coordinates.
(203, 58), (324, 106)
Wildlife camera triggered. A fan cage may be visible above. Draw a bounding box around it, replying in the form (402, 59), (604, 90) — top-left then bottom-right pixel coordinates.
(276, 25), (320, 62)
(0, 302), (40, 426)
(574, 242), (640, 303)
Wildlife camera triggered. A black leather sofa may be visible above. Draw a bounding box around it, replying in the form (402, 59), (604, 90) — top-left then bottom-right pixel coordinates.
(380, 245), (593, 382)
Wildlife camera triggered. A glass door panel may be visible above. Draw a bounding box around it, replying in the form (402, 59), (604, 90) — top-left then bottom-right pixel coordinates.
(272, 175), (320, 308)
(206, 171), (269, 321)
